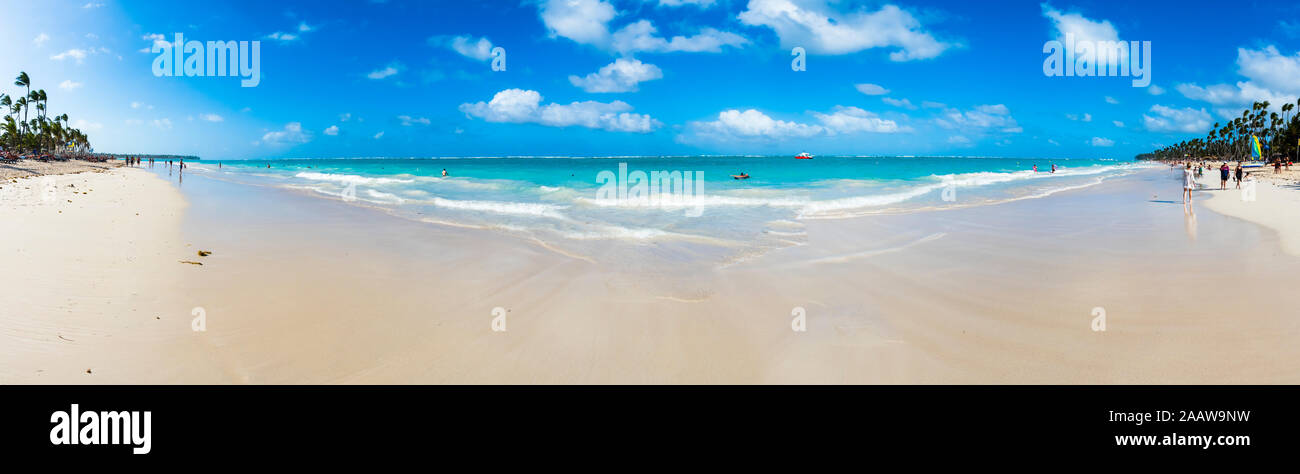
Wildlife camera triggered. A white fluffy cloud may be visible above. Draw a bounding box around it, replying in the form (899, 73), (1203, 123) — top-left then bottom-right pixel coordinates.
(1042, 4), (1119, 45)
(263, 20), (317, 43)
(686, 106), (904, 141)
(738, 0), (953, 60)
(262, 122), (312, 145)
(690, 109), (823, 139)
(398, 115), (431, 126)
(854, 83), (889, 95)
(459, 88), (660, 133)
(569, 58), (663, 93)
(1143, 105), (1212, 133)
(936, 104), (1021, 133)
(540, 0), (617, 46)
(1041, 3), (1127, 68)
(654, 0), (715, 6)
(1090, 137), (1114, 147)
(881, 97), (916, 110)
(367, 63), (402, 80)
(139, 33), (171, 53)
(1176, 46), (1300, 119)
(1233, 46), (1300, 96)
(812, 106), (904, 134)
(266, 32), (298, 42)
(200, 113), (223, 122)
(540, 0), (745, 54)
(1176, 83), (1240, 106)
(324, 125), (339, 136)
(450, 35), (494, 61)
(58, 80), (83, 89)
(611, 20), (747, 54)
(50, 49), (89, 63)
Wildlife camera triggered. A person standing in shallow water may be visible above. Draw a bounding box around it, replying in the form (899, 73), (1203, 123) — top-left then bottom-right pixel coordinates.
(1183, 163), (1196, 207)
(1219, 162), (1230, 189)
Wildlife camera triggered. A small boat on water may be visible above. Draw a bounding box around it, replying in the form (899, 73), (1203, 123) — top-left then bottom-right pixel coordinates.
(731, 173), (750, 180)
(795, 152), (813, 160)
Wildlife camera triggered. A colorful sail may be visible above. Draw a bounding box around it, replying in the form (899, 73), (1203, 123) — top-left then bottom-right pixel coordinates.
(1251, 135), (1262, 159)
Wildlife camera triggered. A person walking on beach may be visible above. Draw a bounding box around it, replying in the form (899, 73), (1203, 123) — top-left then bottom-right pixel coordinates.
(1234, 163), (1243, 189)
(1183, 163), (1196, 206)
(1219, 162), (1230, 189)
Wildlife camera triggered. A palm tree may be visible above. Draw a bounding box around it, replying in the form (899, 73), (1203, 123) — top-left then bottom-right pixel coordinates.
(0, 93), (9, 136)
(1141, 100), (1299, 162)
(1, 116), (18, 150)
(14, 72), (30, 138)
(1, 71), (94, 154)
(36, 89), (47, 122)
(13, 96), (28, 138)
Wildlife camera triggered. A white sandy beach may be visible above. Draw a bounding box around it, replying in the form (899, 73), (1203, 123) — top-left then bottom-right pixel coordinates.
(2, 164), (1299, 384)
(0, 165), (212, 382)
(1196, 170), (1300, 257)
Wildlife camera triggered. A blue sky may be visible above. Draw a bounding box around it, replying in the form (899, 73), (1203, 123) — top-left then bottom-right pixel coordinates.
(2, 0), (1299, 159)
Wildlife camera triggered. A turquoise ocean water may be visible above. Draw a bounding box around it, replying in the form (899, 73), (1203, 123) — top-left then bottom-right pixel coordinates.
(185, 156), (1155, 250)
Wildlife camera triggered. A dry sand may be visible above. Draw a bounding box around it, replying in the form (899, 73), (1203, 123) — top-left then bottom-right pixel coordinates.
(1196, 171), (1300, 257)
(1, 159), (122, 180)
(0, 166), (208, 382)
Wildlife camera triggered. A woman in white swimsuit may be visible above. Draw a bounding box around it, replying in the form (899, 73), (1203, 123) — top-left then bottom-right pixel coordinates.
(1183, 163), (1196, 205)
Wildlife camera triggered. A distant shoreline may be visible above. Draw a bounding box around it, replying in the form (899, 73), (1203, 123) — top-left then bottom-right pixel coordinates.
(102, 154), (200, 161)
